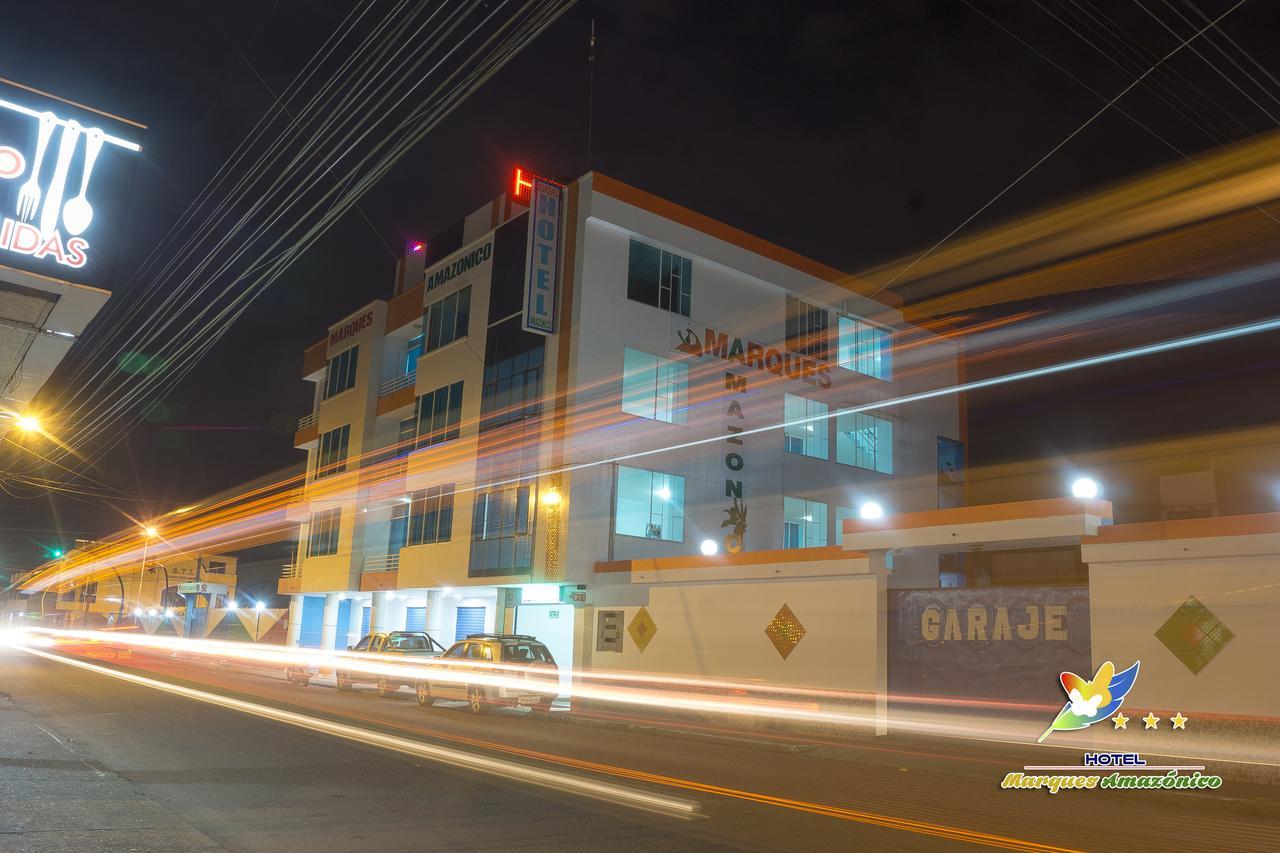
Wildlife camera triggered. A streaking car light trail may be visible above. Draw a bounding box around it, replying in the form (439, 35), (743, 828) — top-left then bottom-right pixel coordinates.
(20, 309), (1280, 596)
(10, 628), (1279, 772)
(16, 644), (700, 821)
(15, 643), (1086, 853)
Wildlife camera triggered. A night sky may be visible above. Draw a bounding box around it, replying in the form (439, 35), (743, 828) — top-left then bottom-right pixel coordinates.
(3, 0), (1280, 570)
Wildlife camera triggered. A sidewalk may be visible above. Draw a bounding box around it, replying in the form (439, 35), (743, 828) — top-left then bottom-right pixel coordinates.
(0, 688), (216, 852)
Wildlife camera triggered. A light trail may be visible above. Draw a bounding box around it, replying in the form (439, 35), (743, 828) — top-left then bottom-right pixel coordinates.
(13, 628), (1280, 772)
(17, 645), (699, 821)
(17, 643), (1082, 853)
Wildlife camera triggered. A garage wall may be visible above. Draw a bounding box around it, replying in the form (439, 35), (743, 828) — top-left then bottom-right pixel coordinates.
(585, 572), (886, 733)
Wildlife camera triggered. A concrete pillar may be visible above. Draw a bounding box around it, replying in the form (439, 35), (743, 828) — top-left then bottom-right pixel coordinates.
(286, 595), (303, 647)
(320, 592), (341, 650)
(370, 591), (389, 633)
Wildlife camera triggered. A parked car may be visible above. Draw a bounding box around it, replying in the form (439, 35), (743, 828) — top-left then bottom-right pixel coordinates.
(415, 633), (558, 717)
(335, 630), (447, 695)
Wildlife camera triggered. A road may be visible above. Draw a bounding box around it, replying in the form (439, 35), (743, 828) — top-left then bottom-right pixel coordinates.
(2, 643), (1278, 852)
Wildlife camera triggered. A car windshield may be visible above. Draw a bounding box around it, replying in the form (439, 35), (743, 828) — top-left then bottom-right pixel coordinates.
(502, 642), (554, 664)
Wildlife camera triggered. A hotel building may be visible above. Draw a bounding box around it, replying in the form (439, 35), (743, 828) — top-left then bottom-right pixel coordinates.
(281, 170), (961, 680)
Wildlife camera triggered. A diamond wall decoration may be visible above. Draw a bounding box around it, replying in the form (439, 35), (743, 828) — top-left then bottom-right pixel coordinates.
(628, 607), (657, 653)
(1155, 595), (1234, 675)
(765, 604), (807, 660)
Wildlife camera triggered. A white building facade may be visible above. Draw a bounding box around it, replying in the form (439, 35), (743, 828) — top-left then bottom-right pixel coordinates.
(282, 171), (961, 682)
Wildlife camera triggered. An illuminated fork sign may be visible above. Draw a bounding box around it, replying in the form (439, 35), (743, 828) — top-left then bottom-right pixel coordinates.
(0, 97), (140, 270)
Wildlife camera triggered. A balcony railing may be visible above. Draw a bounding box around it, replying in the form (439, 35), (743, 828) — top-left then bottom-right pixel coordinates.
(379, 371), (416, 396)
(362, 554), (400, 573)
(297, 412), (318, 431)
(281, 564), (301, 579)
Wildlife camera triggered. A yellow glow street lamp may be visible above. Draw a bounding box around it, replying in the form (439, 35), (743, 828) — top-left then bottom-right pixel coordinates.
(134, 525), (159, 617)
(16, 414), (40, 433)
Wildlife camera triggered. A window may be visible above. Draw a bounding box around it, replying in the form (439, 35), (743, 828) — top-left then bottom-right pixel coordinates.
(397, 416), (416, 456)
(206, 561), (226, 574)
(837, 316), (891, 380)
(470, 485), (533, 574)
(414, 381), (463, 448)
(408, 484), (455, 545)
(615, 466), (685, 542)
(480, 318), (544, 432)
(834, 506), (857, 545)
(836, 411), (893, 474)
(783, 497), (827, 548)
(354, 636), (371, 651)
(786, 297), (829, 361)
(622, 348), (688, 424)
(389, 501), (409, 552)
(323, 346), (359, 399)
(80, 581), (98, 604)
(307, 508), (341, 557)
(424, 286), (471, 353)
(783, 393), (828, 458)
(404, 333), (424, 374)
(316, 425), (350, 478)
(627, 239), (691, 316)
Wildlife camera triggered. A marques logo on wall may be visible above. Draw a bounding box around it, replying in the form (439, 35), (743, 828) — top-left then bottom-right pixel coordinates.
(0, 96), (140, 270)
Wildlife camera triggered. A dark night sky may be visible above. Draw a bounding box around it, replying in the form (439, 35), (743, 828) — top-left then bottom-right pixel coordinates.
(4, 0), (1280, 569)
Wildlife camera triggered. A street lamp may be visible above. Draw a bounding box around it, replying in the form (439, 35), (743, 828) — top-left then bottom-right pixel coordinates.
(134, 525), (158, 622)
(1071, 477), (1099, 499)
(15, 414), (40, 433)
(859, 501), (885, 520)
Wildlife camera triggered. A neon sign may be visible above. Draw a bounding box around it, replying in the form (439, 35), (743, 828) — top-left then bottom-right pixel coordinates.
(512, 167), (534, 204)
(0, 93), (140, 273)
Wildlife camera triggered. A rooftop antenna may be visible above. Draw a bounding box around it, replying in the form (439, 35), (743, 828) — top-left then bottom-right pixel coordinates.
(586, 17), (596, 171)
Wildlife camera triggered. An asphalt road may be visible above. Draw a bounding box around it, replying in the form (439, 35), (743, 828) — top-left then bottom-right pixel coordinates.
(3, 644), (1279, 852)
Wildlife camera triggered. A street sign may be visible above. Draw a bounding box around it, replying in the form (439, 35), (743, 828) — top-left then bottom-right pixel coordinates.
(177, 582), (227, 596)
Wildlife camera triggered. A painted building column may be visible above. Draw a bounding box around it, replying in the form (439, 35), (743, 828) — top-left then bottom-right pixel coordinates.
(286, 595), (303, 647)
(320, 592), (342, 650)
(370, 590), (389, 633)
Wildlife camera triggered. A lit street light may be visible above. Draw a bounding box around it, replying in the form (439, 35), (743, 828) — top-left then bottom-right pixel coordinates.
(1071, 477), (1099, 499)
(859, 501), (885, 520)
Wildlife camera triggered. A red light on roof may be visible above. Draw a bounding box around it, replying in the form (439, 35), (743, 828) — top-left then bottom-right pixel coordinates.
(410, 242), (424, 254)
(513, 167), (533, 203)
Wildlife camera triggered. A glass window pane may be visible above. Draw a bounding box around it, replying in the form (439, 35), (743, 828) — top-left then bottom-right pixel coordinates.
(440, 291), (459, 345)
(456, 287), (471, 340)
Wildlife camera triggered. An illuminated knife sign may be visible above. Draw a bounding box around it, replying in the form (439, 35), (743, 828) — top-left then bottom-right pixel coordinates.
(0, 80), (142, 283)
(522, 177), (563, 335)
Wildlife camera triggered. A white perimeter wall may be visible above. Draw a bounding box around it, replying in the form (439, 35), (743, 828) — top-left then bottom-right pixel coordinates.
(1086, 541), (1280, 717)
(586, 572), (887, 733)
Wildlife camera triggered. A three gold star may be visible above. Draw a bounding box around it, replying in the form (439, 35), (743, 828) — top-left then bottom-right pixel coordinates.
(1142, 712), (1161, 730)
(1171, 712), (1188, 730)
(1112, 712), (1129, 730)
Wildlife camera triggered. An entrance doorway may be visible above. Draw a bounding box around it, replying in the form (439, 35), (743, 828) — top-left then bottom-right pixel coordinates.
(515, 604), (575, 697)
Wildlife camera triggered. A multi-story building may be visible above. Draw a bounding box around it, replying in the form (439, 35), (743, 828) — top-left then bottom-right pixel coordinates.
(281, 170), (961, 676)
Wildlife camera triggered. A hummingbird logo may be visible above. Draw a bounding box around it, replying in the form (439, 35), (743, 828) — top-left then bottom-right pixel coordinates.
(1038, 660), (1140, 743)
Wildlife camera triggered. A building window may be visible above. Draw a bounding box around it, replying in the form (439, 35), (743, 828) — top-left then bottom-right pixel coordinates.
(315, 425), (351, 478)
(615, 466), (685, 542)
(408, 484), (455, 545)
(783, 497), (827, 548)
(404, 333), (424, 374)
(783, 393), (828, 458)
(786, 297), (829, 361)
(621, 348), (688, 425)
(627, 239), (691, 316)
(424, 286), (471, 353)
(81, 581), (98, 604)
(206, 561), (227, 574)
(415, 381), (463, 448)
(837, 316), (891, 380)
(836, 411), (893, 474)
(470, 485), (533, 574)
(307, 508), (341, 557)
(323, 345), (359, 399)
(480, 319), (544, 433)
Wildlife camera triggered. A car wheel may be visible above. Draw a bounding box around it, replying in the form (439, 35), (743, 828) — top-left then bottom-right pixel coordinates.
(467, 686), (488, 714)
(415, 681), (433, 707)
(377, 677), (397, 698)
(336, 672), (352, 691)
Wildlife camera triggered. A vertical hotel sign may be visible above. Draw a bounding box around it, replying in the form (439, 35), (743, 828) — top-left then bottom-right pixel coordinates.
(522, 177), (562, 335)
